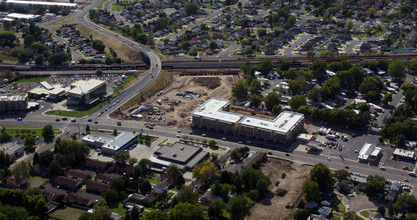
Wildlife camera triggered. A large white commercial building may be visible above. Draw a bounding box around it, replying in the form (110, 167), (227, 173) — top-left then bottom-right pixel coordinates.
(101, 132), (137, 155)
(5, 0), (77, 9)
(191, 98), (305, 144)
(67, 79), (106, 105)
(5, 13), (41, 22)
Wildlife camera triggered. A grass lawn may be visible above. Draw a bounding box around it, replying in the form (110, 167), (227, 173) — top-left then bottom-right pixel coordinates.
(109, 203), (126, 216)
(44, 102), (105, 118)
(46, 15), (74, 27)
(146, 178), (162, 185)
(30, 176), (49, 182)
(112, 2), (125, 11)
(138, 135), (157, 144)
(4, 126), (61, 137)
(371, 26), (386, 37)
(360, 210), (372, 218)
(332, 212), (343, 220)
(0, 52), (18, 63)
(97, 0), (109, 9)
(15, 76), (50, 83)
(51, 206), (86, 220)
(337, 202), (345, 213)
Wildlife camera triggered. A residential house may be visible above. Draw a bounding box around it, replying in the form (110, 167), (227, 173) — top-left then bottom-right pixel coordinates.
(5, 176), (27, 189)
(41, 188), (67, 203)
(67, 192), (99, 207)
(84, 158), (111, 171)
(385, 190), (397, 201)
(318, 207), (332, 217)
(30, 164), (49, 177)
(152, 183), (168, 195)
(95, 173), (121, 184)
(199, 188), (222, 206)
(113, 163), (133, 175)
(67, 170), (91, 182)
(128, 192), (156, 206)
(86, 180), (110, 194)
(54, 176), (81, 190)
(308, 214), (327, 220)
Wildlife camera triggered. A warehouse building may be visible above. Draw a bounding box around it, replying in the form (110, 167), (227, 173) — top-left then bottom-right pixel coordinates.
(191, 98), (243, 134)
(67, 79), (106, 106)
(101, 132), (137, 155)
(5, 13), (42, 22)
(238, 111), (304, 144)
(191, 98), (305, 145)
(0, 94), (28, 112)
(5, 0), (77, 9)
(149, 142), (209, 171)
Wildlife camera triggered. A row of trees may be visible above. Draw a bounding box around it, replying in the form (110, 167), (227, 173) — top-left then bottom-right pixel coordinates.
(0, 187), (48, 218)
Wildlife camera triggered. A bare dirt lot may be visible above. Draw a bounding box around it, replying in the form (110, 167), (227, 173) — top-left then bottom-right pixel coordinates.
(123, 74), (240, 128)
(248, 158), (312, 220)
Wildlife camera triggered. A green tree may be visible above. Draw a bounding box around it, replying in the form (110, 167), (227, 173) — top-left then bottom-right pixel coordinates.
(12, 161), (30, 179)
(139, 158), (152, 175)
(192, 161), (218, 185)
(139, 180), (152, 194)
(249, 79), (262, 94)
(294, 209), (311, 220)
(208, 140), (217, 147)
(249, 94), (262, 107)
(227, 195), (251, 220)
(393, 194), (417, 216)
(114, 151), (129, 164)
(381, 93), (393, 105)
(364, 175), (385, 197)
(302, 180), (320, 202)
(39, 150), (54, 167)
(102, 189), (120, 206)
(143, 210), (168, 220)
(86, 125), (90, 133)
(232, 80), (248, 99)
(24, 136), (36, 151)
(309, 60), (327, 78)
(264, 91), (281, 110)
(173, 185), (199, 205)
(48, 51), (68, 65)
(168, 202), (208, 220)
(48, 159), (61, 177)
(377, 205), (386, 216)
(209, 41), (218, 50)
(0, 31), (17, 47)
(307, 88), (321, 102)
(208, 199), (226, 217)
(310, 163), (333, 192)
(258, 58), (274, 75)
(388, 60), (406, 79)
(24, 35), (35, 47)
(184, 2), (199, 15)
(35, 55), (44, 66)
(92, 40), (105, 52)
(167, 165), (185, 187)
(288, 94), (307, 111)
(33, 152), (39, 165)
(406, 214), (417, 220)
(333, 169), (349, 181)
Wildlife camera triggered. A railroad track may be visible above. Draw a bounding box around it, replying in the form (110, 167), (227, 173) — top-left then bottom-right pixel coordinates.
(2, 54), (417, 73)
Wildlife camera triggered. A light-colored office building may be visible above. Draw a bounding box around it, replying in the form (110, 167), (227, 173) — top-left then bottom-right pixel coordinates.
(191, 98), (243, 134)
(0, 94), (28, 112)
(5, 13), (42, 22)
(67, 79), (106, 105)
(191, 98), (305, 145)
(358, 143), (381, 162)
(101, 132), (137, 155)
(0, 142), (24, 162)
(238, 111), (304, 144)
(5, 0), (77, 9)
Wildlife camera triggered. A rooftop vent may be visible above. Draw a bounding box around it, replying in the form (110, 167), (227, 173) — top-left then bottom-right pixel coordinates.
(172, 153), (177, 157)
(180, 147), (184, 150)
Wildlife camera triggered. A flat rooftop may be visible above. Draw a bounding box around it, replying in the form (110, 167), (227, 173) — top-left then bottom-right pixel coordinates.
(154, 142), (201, 164)
(358, 143), (374, 160)
(68, 79), (105, 96)
(0, 142), (23, 155)
(102, 132), (137, 150)
(5, 0), (77, 7)
(0, 94), (27, 102)
(239, 111), (304, 134)
(393, 148), (415, 158)
(82, 134), (113, 144)
(190, 98), (243, 124)
(7, 13), (37, 19)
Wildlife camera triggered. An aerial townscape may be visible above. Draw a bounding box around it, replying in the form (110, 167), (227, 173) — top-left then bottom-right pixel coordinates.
(2, 0), (417, 219)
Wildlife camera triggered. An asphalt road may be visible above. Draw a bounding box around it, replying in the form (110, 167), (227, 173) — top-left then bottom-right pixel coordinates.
(72, 0), (161, 119)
